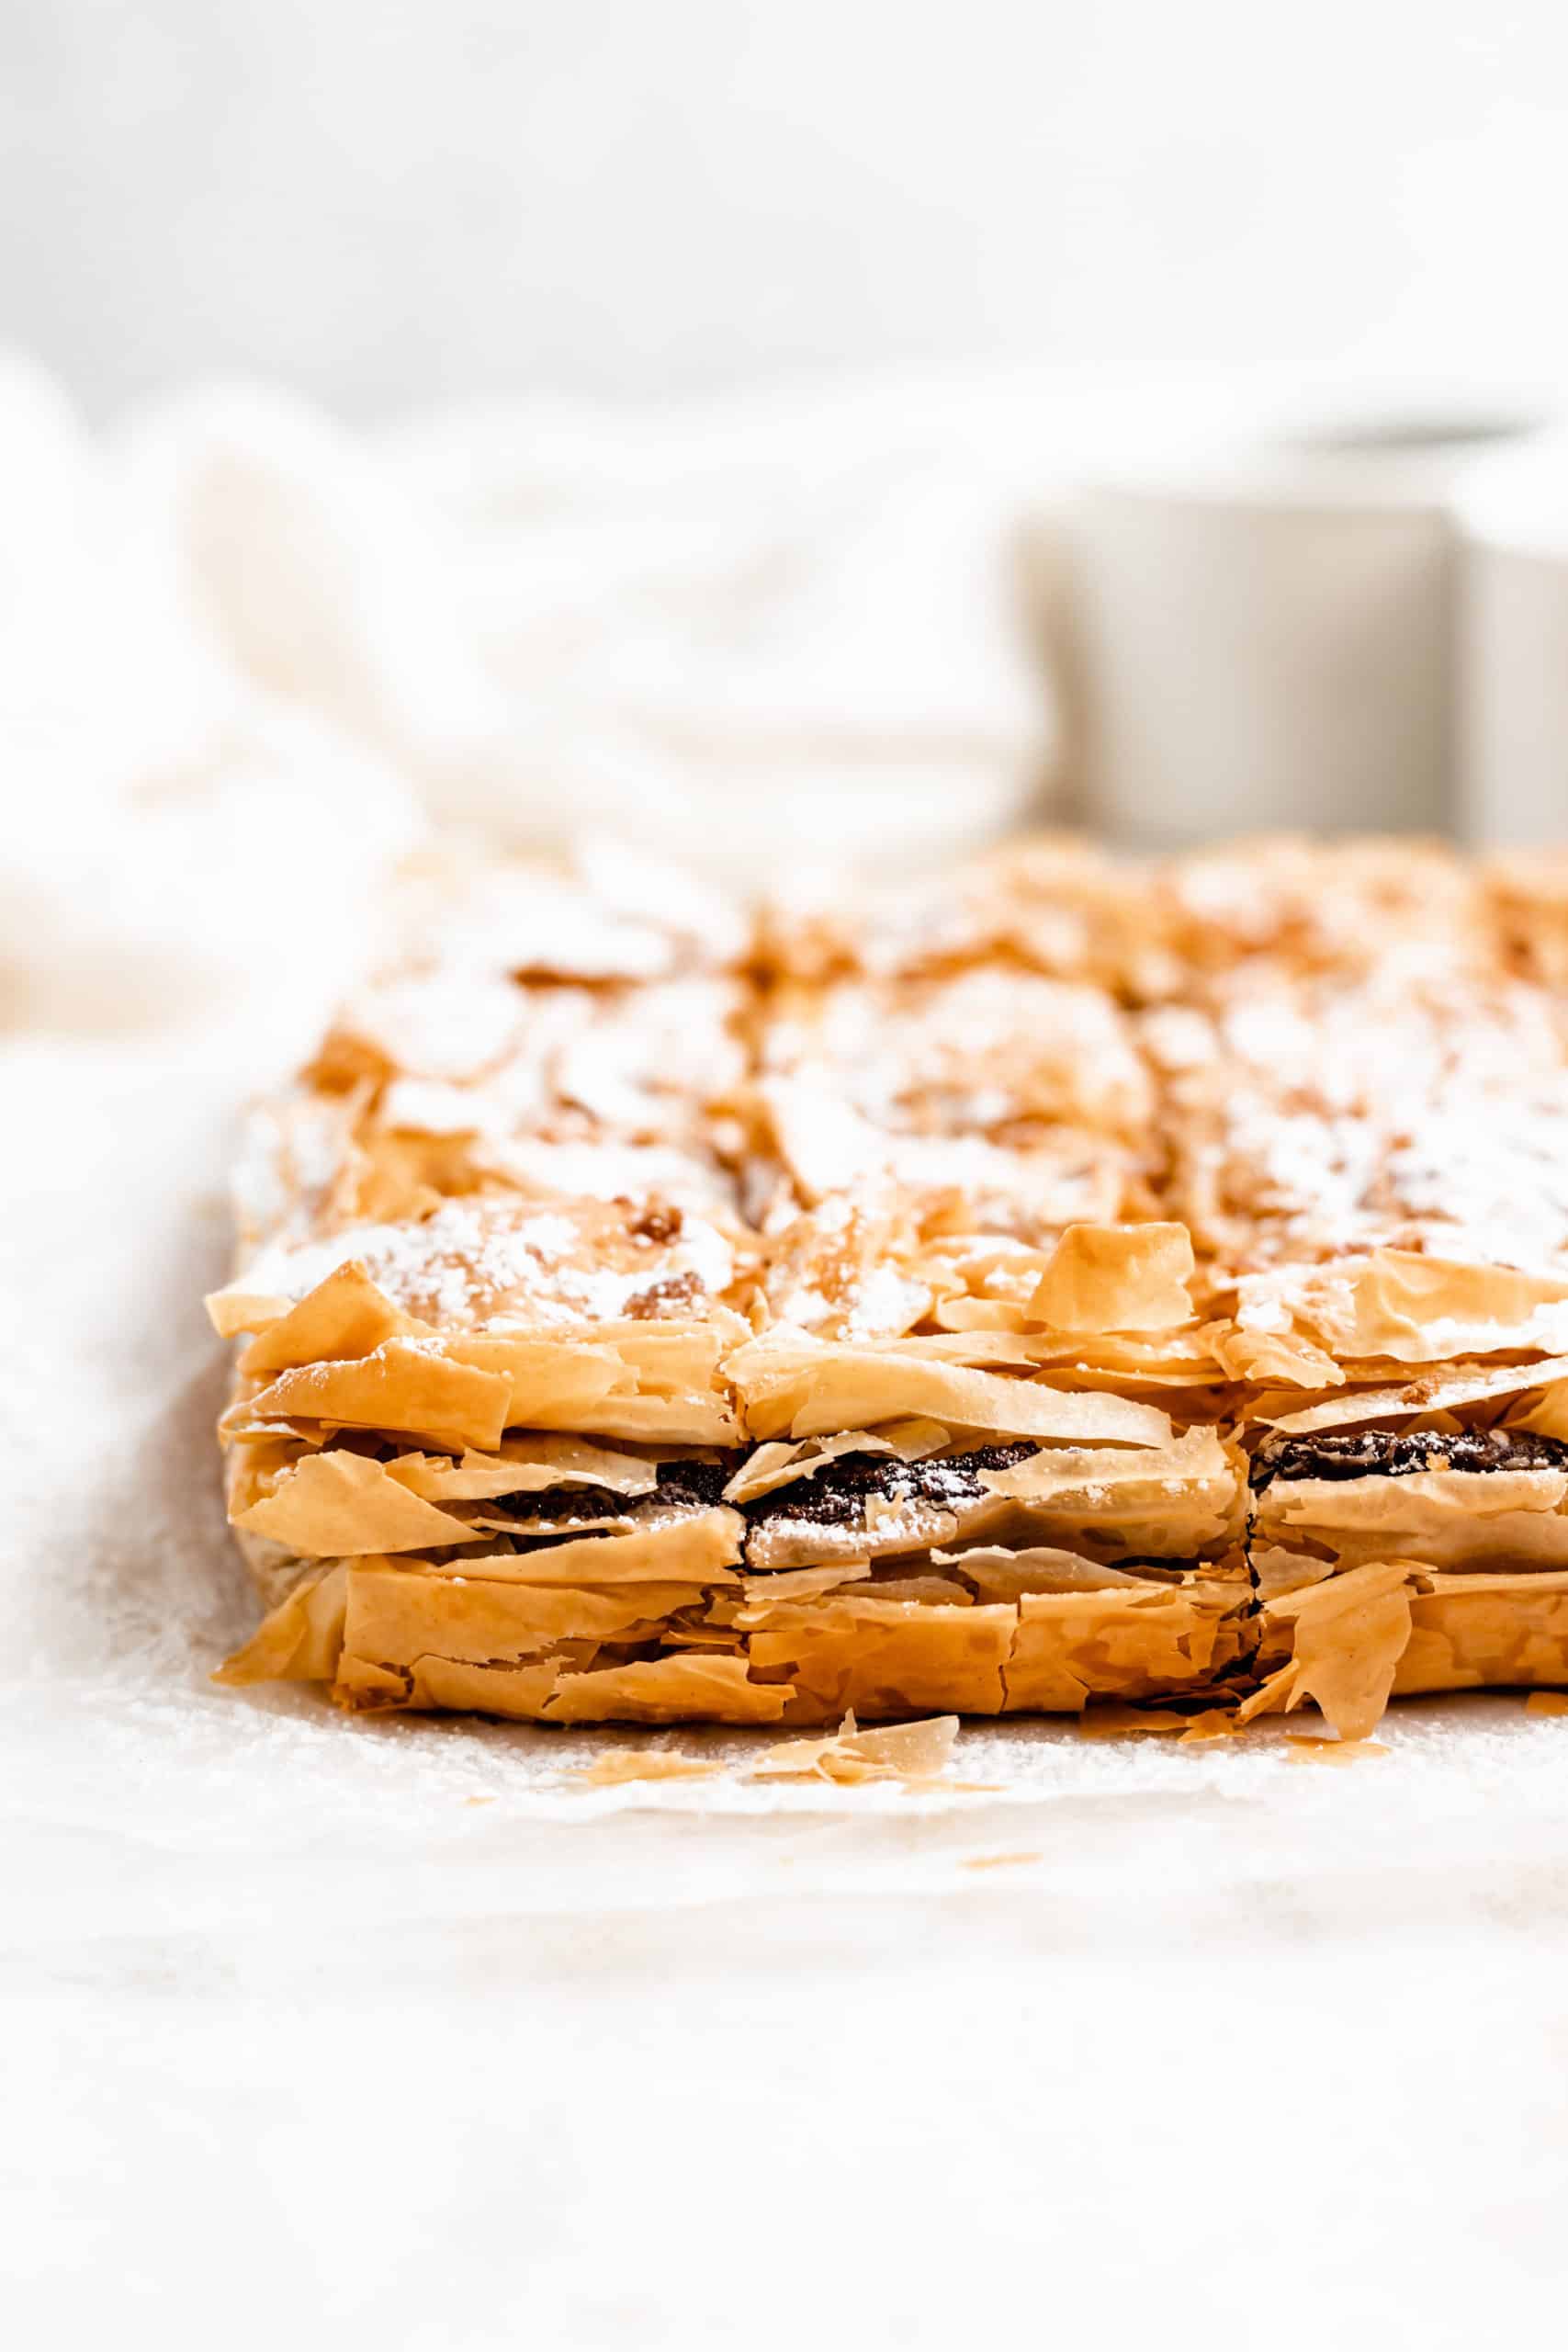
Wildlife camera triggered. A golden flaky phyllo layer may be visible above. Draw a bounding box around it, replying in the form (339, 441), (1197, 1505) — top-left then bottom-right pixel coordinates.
(209, 837), (1568, 1735)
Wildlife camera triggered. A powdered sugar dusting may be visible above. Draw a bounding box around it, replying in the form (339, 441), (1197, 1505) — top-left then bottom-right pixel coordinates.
(359, 1199), (742, 1327)
(232, 838), (1568, 1369)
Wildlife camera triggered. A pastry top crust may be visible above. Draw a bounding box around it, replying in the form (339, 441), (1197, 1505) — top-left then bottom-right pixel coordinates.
(215, 832), (1568, 1456)
(753, 833), (1132, 988)
(208, 834), (1568, 1729)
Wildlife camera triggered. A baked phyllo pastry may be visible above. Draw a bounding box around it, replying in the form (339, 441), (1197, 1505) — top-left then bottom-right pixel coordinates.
(209, 837), (1568, 1736)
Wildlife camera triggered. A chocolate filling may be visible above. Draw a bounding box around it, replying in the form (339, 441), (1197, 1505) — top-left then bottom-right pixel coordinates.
(489, 1455), (737, 1532)
(1249, 1427), (1568, 1492)
(486, 1442), (1040, 1543)
(743, 1442), (1036, 1532)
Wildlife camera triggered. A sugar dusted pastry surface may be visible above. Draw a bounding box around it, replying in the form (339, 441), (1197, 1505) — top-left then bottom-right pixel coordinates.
(209, 835), (1568, 1737)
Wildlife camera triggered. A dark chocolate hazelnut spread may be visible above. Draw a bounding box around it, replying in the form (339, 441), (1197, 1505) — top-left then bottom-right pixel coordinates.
(744, 1442), (1036, 1531)
(488, 1443), (1043, 1547)
(1249, 1426), (1568, 1492)
(491, 1455), (737, 1532)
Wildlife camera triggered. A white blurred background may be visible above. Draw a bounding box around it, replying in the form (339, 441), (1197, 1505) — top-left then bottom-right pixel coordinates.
(4, 0), (1568, 1034)
(7, 0), (1568, 414)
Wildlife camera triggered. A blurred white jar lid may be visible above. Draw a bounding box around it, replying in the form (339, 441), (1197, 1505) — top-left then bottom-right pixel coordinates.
(1069, 402), (1540, 847)
(1455, 429), (1568, 846)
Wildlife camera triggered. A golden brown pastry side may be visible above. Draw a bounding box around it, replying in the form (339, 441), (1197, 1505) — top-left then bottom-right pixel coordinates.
(209, 838), (1568, 1733)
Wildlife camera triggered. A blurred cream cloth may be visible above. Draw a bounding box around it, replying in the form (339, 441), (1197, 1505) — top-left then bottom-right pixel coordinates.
(0, 353), (1061, 1034)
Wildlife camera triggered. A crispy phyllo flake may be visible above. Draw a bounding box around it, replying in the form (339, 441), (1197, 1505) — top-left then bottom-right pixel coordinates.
(750, 1600), (1016, 1720)
(409, 1510), (745, 1587)
(215, 1564), (349, 1685)
(537, 1655), (792, 1725)
(1215, 1324), (1347, 1391)
(1261, 1252), (1568, 1374)
(247, 1340), (513, 1452)
(1003, 1584), (1247, 1713)
(1238, 1559), (1416, 1742)
(971, 1426), (1245, 1558)
(231, 1261), (428, 1374)
(341, 1563), (700, 1665)
(1253, 1455), (1568, 1575)
(726, 1329), (1173, 1445)
(386, 1437), (661, 1502)
(721, 1421), (950, 1504)
(739, 1563), (874, 1604)
(1177, 1708), (1248, 1743)
(206, 1284), (295, 1341)
(446, 1319), (746, 1442)
(1286, 1736), (1389, 1764)
(570, 1747), (725, 1785)
(232, 1448), (481, 1557)
(753, 1710), (960, 1783)
(944, 1546), (1188, 1600)
(1029, 1222), (1197, 1334)
(1257, 1354), (1568, 1435)
(1073, 1705), (1194, 1739)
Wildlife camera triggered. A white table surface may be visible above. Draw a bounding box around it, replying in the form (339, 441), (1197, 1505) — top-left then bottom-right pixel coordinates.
(8, 1030), (1568, 2348)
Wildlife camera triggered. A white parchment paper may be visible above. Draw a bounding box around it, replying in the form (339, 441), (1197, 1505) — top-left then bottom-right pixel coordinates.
(7, 1020), (1568, 2349)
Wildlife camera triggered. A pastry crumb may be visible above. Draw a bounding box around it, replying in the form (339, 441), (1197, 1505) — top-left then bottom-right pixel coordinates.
(1075, 1706), (1192, 1740)
(1286, 1736), (1390, 1766)
(753, 1710), (958, 1785)
(1178, 1708), (1247, 1744)
(571, 1747), (724, 1786)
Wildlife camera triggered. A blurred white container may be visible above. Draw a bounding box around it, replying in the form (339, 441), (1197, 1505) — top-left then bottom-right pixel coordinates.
(1070, 413), (1534, 846)
(1458, 435), (1568, 847)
